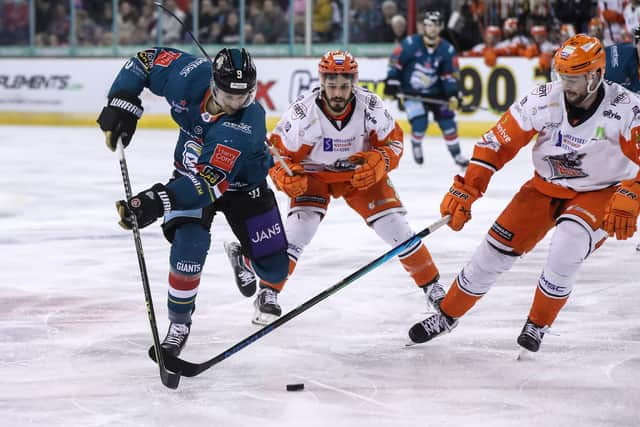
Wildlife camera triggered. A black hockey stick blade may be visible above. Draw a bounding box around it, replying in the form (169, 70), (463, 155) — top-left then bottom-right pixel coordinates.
(148, 215), (451, 378)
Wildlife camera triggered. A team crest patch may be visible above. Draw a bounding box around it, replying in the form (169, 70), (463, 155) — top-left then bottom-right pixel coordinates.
(209, 143), (241, 172)
(543, 152), (588, 180)
(154, 50), (182, 67)
(136, 49), (157, 71)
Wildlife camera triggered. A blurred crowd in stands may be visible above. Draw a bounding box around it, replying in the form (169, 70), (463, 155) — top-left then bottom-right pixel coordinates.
(1, 0), (639, 68)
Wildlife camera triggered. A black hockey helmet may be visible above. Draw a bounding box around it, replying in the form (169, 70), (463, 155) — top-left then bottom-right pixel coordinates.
(424, 11), (442, 26)
(211, 48), (257, 96)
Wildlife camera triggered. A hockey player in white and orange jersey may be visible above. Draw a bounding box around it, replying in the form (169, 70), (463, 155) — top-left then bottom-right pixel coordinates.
(242, 50), (446, 325)
(408, 34), (640, 354)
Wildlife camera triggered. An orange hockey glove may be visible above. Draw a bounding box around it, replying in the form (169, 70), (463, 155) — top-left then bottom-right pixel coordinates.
(603, 180), (640, 240)
(440, 175), (482, 231)
(349, 150), (387, 190)
(269, 161), (308, 198)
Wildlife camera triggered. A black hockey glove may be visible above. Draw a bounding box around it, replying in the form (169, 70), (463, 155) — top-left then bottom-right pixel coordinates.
(115, 183), (174, 230)
(97, 93), (143, 152)
(383, 78), (401, 98)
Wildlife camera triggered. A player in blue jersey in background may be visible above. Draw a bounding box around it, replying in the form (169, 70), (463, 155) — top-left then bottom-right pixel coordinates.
(604, 27), (640, 251)
(97, 47), (290, 356)
(383, 11), (468, 168)
(605, 27), (640, 93)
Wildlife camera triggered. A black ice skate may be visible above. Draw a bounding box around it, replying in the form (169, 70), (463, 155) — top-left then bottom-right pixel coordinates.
(411, 142), (424, 165)
(161, 322), (191, 357)
(253, 286), (281, 325)
(517, 318), (548, 353)
(408, 311), (458, 344)
(224, 241), (257, 297)
(422, 280), (446, 312)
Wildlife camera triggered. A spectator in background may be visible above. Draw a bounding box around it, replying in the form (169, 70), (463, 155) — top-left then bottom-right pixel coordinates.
(527, 0), (551, 29)
(219, 11), (240, 44)
(553, 0), (592, 34)
(522, 25), (557, 75)
(448, 0), (484, 52)
(76, 8), (98, 46)
(379, 0), (399, 42)
(117, 1), (139, 45)
(350, 0), (384, 42)
(253, 0), (286, 43)
(151, 0), (184, 43)
(390, 14), (407, 44)
(47, 3), (70, 45)
(463, 25), (501, 67)
(1, 0), (29, 45)
(313, 0), (335, 42)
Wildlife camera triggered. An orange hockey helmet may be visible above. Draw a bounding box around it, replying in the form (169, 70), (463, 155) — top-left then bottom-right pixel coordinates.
(318, 50), (359, 82)
(553, 34), (605, 75)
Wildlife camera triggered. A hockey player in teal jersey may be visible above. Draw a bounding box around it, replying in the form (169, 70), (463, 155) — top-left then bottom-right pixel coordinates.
(383, 11), (468, 168)
(97, 47), (289, 356)
(604, 27), (640, 93)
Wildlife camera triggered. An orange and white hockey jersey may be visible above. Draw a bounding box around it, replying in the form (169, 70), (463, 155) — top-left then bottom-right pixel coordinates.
(270, 86), (404, 183)
(467, 80), (640, 198)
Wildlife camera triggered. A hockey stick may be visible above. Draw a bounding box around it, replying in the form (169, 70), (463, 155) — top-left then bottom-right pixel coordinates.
(115, 137), (181, 389)
(397, 93), (492, 112)
(148, 215), (451, 377)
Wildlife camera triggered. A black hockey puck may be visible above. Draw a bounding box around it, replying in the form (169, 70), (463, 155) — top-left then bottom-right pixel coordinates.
(286, 383), (304, 391)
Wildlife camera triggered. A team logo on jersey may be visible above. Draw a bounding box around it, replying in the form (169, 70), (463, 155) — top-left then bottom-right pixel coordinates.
(543, 152), (588, 180)
(209, 143), (241, 172)
(154, 50), (182, 67)
(136, 49), (157, 71)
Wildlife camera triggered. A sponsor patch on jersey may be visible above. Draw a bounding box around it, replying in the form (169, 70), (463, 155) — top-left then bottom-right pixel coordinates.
(209, 143), (241, 172)
(245, 208), (287, 259)
(222, 121), (253, 134)
(292, 103), (307, 120)
(603, 109), (621, 120)
(198, 164), (227, 187)
(136, 49), (157, 71)
(491, 221), (514, 241)
(154, 50), (182, 67)
(367, 94), (378, 109)
(323, 137), (334, 151)
(180, 57), (207, 77)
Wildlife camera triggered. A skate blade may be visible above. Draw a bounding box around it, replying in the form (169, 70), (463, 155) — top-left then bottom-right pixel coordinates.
(516, 348), (534, 361)
(252, 311), (279, 326)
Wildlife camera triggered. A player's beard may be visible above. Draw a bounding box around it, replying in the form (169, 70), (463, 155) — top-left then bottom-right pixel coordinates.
(563, 89), (587, 107)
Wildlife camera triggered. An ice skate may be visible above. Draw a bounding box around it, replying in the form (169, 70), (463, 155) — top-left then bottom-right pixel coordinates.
(408, 311), (458, 344)
(253, 287), (281, 325)
(422, 280), (446, 312)
(453, 153), (469, 169)
(411, 142), (424, 165)
(224, 241), (257, 297)
(517, 318), (548, 353)
(161, 322), (191, 357)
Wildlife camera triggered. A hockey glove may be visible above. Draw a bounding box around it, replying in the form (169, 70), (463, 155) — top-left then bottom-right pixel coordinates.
(447, 96), (460, 111)
(269, 161), (308, 198)
(97, 93), (143, 152)
(440, 175), (482, 231)
(349, 150), (387, 190)
(603, 180), (640, 240)
(116, 183), (174, 230)
(383, 78), (401, 99)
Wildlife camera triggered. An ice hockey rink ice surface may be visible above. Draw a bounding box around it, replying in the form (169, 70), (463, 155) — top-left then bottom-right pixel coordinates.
(1, 125), (638, 427)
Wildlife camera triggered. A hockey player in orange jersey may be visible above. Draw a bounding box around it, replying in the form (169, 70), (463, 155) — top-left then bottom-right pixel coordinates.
(408, 34), (640, 354)
(231, 50), (446, 325)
